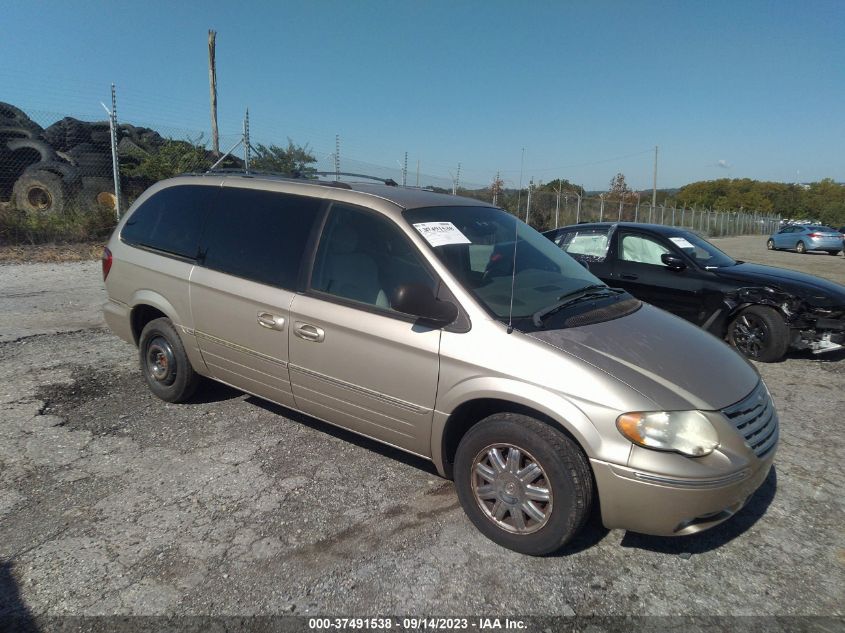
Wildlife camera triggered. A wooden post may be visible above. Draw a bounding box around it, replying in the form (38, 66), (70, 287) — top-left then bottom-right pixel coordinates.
(208, 30), (219, 157)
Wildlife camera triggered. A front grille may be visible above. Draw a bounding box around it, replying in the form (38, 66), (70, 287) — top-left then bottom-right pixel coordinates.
(721, 382), (779, 458)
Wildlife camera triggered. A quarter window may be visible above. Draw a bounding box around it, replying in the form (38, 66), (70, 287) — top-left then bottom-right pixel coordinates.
(121, 185), (216, 258)
(199, 187), (322, 289)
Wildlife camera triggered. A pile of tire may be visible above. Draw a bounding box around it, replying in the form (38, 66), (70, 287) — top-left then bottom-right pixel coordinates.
(0, 102), (165, 216)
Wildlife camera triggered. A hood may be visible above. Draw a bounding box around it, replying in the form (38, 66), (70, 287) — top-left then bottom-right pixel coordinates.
(714, 262), (845, 305)
(527, 304), (759, 411)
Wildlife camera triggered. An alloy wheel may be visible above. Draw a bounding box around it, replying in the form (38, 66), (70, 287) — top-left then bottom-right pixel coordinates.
(470, 444), (553, 534)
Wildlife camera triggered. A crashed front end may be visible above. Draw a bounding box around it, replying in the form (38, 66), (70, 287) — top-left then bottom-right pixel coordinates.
(727, 287), (845, 355)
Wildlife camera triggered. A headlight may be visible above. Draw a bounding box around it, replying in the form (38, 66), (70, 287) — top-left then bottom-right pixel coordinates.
(616, 410), (719, 457)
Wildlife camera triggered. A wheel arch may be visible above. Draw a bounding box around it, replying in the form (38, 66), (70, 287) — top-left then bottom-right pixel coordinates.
(129, 291), (179, 346)
(432, 383), (602, 479)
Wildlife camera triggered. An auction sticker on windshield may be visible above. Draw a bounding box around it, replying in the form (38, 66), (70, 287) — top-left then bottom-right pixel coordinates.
(413, 222), (472, 247)
(669, 236), (695, 249)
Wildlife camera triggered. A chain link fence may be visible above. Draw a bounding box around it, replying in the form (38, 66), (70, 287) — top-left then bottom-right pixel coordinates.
(0, 99), (779, 243)
(460, 188), (780, 238)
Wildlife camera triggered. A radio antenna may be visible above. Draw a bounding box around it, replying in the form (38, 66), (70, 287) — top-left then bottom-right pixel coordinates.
(506, 213), (519, 334)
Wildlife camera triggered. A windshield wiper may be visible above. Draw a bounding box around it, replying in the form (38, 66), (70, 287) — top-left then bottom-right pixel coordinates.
(532, 285), (624, 327)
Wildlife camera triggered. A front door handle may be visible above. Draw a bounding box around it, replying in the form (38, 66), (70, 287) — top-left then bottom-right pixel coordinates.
(294, 321), (325, 342)
(621, 274), (639, 280)
(257, 312), (286, 331)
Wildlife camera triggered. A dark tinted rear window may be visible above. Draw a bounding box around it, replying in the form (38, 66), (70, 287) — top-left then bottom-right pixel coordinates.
(200, 187), (322, 289)
(121, 185), (216, 258)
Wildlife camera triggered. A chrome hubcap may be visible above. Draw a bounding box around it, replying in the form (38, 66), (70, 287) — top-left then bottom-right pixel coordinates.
(733, 315), (767, 357)
(146, 337), (176, 384)
(471, 444), (552, 534)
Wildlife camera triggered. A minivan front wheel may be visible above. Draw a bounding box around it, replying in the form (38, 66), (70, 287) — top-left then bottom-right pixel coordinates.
(139, 317), (200, 403)
(454, 413), (593, 555)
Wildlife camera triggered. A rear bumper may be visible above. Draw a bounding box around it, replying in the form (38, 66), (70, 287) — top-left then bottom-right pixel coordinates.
(591, 452), (774, 536)
(103, 298), (134, 345)
(807, 238), (842, 250)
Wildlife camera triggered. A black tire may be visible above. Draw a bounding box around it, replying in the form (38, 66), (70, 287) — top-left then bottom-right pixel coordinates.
(76, 176), (120, 212)
(24, 160), (82, 187)
(0, 102), (41, 132)
(766, 239), (775, 250)
(5, 138), (58, 164)
(454, 413), (593, 556)
(796, 241), (806, 254)
(42, 117), (92, 152)
(0, 126), (38, 141)
(727, 305), (790, 362)
(138, 318), (200, 403)
(67, 149), (112, 177)
(827, 250), (840, 256)
(12, 170), (68, 216)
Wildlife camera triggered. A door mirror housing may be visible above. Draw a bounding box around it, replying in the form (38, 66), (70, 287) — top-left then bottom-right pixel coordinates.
(392, 283), (458, 324)
(661, 253), (686, 271)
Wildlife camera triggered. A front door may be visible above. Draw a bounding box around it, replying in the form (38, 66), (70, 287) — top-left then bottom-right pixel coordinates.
(288, 203), (442, 456)
(610, 231), (705, 324)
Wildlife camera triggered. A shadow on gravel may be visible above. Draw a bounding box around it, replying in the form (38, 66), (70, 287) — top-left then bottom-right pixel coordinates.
(620, 466), (778, 555)
(246, 397), (441, 477)
(0, 561), (38, 632)
(186, 378), (243, 405)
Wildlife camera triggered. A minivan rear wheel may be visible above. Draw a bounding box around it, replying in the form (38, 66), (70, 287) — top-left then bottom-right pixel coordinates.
(139, 317), (200, 403)
(454, 413), (593, 555)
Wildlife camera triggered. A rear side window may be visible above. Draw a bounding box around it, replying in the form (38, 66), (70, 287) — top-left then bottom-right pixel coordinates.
(200, 187), (322, 289)
(121, 185), (216, 258)
(558, 227), (610, 260)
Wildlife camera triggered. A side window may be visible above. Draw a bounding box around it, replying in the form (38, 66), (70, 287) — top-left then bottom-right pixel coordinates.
(311, 204), (437, 311)
(619, 233), (670, 265)
(200, 187), (322, 289)
(121, 185), (215, 258)
(559, 228), (610, 259)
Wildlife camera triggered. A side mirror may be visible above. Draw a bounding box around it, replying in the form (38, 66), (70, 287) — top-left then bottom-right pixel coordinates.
(661, 253), (686, 271)
(392, 283), (458, 324)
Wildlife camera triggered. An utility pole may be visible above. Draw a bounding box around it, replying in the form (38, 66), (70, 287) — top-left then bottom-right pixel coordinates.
(517, 147), (525, 217)
(208, 30), (219, 157)
(652, 145), (658, 209)
(416, 160), (420, 187)
(402, 152), (408, 186)
(493, 170), (500, 206)
(334, 134), (340, 181)
(526, 179), (533, 224)
(243, 109), (251, 174)
(456, 162), (461, 192)
(554, 181), (562, 228)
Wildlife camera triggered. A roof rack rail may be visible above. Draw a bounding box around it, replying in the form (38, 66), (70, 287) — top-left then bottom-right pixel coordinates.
(186, 168), (355, 189)
(310, 172), (399, 186)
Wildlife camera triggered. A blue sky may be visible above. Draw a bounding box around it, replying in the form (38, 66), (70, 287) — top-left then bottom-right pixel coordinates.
(2, 1), (843, 190)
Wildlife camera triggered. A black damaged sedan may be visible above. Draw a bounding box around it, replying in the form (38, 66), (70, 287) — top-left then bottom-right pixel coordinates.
(544, 222), (845, 362)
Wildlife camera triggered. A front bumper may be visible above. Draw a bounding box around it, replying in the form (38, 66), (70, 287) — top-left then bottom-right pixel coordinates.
(591, 452), (774, 536)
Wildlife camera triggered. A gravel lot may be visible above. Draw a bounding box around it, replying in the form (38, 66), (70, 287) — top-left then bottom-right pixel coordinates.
(0, 236), (842, 623)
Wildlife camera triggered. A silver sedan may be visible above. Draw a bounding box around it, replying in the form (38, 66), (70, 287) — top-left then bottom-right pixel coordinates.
(768, 225), (843, 255)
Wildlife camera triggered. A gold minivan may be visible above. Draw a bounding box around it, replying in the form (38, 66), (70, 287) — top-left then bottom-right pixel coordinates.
(103, 174), (777, 555)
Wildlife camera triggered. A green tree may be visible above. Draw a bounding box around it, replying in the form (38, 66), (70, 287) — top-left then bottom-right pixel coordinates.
(121, 138), (211, 181)
(607, 172), (634, 202)
(539, 178), (584, 197)
(251, 139), (317, 174)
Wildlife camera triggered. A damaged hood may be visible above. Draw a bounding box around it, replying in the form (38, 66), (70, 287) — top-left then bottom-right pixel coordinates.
(715, 263), (845, 306)
(527, 304), (760, 411)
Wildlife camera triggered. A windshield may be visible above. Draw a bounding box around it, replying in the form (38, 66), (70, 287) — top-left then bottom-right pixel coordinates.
(404, 206), (602, 319)
(668, 232), (737, 268)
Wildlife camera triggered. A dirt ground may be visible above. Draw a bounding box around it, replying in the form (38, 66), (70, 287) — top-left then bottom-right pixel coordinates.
(0, 235), (842, 626)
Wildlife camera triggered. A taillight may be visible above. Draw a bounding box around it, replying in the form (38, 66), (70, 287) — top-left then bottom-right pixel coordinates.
(808, 233), (823, 238)
(102, 246), (113, 281)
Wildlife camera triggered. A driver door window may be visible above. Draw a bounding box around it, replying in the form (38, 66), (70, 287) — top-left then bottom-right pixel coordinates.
(311, 203), (437, 313)
(620, 234), (670, 265)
